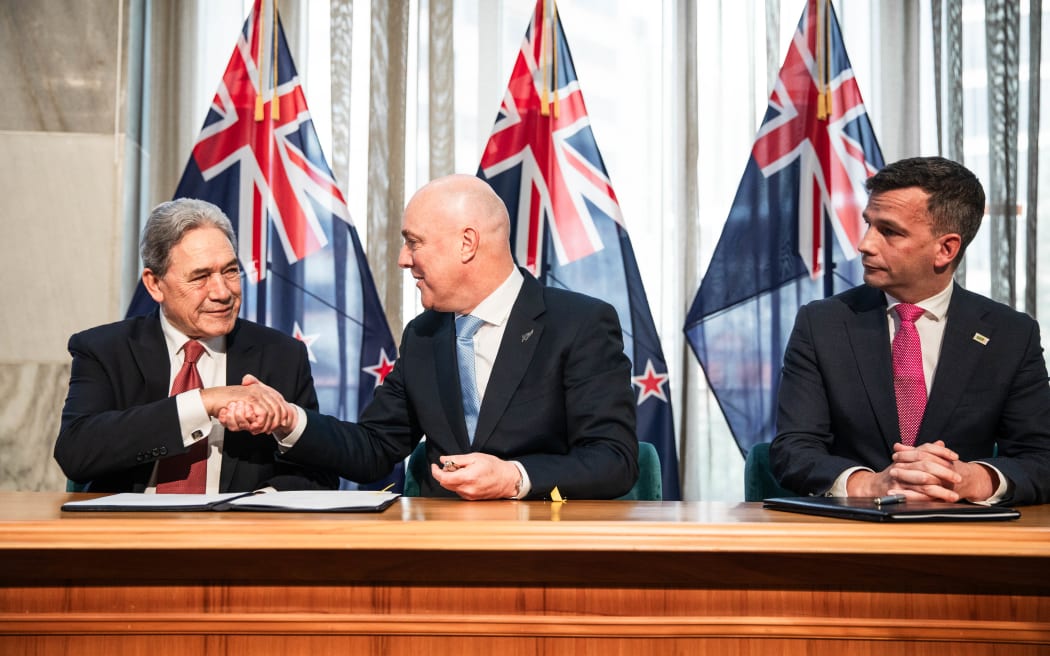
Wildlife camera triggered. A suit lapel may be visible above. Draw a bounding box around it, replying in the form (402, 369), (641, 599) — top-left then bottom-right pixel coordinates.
(471, 276), (544, 450)
(225, 320), (261, 387)
(845, 288), (899, 450)
(919, 286), (991, 443)
(128, 313), (172, 403)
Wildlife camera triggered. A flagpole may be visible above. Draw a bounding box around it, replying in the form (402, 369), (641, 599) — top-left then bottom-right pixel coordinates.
(820, 0), (834, 299)
(824, 213), (834, 298)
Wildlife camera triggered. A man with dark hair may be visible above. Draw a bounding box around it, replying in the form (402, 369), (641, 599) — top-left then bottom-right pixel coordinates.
(55, 198), (336, 493)
(771, 156), (1050, 506)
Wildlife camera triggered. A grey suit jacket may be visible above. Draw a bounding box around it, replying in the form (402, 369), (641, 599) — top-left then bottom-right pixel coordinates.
(286, 271), (639, 499)
(55, 312), (337, 492)
(771, 283), (1050, 506)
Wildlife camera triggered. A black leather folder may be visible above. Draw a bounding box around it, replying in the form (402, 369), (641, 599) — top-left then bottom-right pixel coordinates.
(762, 496), (1021, 522)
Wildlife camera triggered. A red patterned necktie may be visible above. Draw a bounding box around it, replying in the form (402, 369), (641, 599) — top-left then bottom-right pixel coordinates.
(156, 340), (208, 493)
(892, 303), (927, 447)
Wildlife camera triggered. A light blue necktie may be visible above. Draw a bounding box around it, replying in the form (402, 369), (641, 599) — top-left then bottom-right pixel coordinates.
(455, 314), (485, 443)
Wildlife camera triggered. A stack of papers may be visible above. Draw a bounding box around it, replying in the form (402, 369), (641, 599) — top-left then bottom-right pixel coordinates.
(62, 490), (401, 513)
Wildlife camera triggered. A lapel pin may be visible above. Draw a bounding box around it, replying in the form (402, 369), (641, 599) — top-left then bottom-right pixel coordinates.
(521, 329), (534, 343)
(972, 332), (989, 346)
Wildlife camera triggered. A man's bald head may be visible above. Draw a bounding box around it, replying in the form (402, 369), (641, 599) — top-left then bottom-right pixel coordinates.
(398, 175), (516, 313)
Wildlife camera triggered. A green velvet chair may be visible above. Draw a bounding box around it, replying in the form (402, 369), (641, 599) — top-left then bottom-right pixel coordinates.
(743, 441), (796, 501)
(616, 441), (662, 500)
(402, 440), (663, 500)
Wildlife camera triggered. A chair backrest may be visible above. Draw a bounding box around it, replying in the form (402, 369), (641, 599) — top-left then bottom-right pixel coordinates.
(743, 441), (795, 501)
(616, 441), (662, 500)
(402, 440), (428, 497)
(402, 440), (663, 500)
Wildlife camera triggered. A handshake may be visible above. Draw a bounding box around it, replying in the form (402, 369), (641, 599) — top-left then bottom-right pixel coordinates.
(200, 374), (299, 436)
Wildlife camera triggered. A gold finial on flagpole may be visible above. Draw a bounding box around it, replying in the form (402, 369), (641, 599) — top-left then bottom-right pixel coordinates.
(254, 1), (265, 121)
(550, 0), (560, 119)
(540, 0), (551, 117)
(816, 0), (831, 120)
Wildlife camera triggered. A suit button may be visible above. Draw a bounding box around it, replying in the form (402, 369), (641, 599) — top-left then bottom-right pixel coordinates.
(151, 448), (161, 457)
(135, 452), (145, 463)
(159, 446), (168, 456)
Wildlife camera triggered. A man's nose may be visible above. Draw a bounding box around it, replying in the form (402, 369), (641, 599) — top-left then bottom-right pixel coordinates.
(858, 226), (876, 254)
(397, 244), (412, 269)
(206, 272), (233, 299)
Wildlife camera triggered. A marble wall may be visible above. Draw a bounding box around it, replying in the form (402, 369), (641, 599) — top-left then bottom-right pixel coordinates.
(0, 1), (131, 490)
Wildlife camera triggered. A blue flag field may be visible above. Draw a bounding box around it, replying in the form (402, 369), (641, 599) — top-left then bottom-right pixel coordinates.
(684, 0), (884, 457)
(478, 0), (681, 499)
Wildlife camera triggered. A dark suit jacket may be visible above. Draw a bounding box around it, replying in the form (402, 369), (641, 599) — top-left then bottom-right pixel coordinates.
(286, 272), (639, 499)
(771, 283), (1050, 506)
(55, 312), (337, 492)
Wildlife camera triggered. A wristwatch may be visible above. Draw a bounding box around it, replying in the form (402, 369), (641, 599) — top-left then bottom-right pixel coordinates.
(509, 460), (527, 499)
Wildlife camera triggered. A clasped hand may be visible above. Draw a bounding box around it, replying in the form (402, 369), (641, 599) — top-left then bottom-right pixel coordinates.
(848, 440), (997, 503)
(201, 374), (297, 435)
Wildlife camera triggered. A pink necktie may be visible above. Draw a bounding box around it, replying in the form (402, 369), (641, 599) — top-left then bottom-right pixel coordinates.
(156, 340), (208, 493)
(892, 304), (927, 447)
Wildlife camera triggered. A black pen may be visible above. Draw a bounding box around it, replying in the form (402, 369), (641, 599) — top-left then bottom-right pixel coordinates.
(874, 494), (906, 506)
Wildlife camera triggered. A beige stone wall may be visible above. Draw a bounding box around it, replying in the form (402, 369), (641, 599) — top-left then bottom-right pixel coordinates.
(0, 1), (131, 490)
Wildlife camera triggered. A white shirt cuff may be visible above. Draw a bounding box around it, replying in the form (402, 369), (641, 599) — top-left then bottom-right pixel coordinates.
(829, 466), (872, 497)
(274, 404), (307, 452)
(510, 460), (531, 499)
(175, 388), (212, 447)
(972, 461), (1009, 505)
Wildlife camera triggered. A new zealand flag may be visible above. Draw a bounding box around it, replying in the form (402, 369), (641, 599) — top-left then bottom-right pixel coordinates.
(684, 0), (884, 456)
(478, 0), (681, 499)
(126, 0), (399, 488)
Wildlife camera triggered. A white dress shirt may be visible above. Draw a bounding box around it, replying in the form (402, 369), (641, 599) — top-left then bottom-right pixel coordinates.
(147, 312), (227, 493)
(458, 268), (530, 497)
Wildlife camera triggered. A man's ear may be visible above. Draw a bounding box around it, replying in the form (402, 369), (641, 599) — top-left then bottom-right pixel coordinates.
(460, 226), (479, 263)
(142, 269), (165, 304)
(934, 232), (963, 269)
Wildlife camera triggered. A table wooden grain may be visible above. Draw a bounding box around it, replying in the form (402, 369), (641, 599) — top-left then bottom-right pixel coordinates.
(1, 492), (1047, 655)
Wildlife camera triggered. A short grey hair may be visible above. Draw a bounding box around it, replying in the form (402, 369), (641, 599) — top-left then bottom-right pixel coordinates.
(140, 198), (237, 277)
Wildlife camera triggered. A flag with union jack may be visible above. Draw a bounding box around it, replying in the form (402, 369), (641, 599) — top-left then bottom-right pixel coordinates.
(478, 0), (680, 499)
(126, 0), (399, 488)
(683, 0), (884, 456)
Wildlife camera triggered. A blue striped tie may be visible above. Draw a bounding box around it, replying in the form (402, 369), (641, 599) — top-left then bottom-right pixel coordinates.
(455, 314), (485, 443)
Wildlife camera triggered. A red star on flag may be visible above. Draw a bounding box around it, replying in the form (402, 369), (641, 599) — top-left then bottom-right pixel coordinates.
(631, 359), (669, 405)
(292, 321), (319, 363)
(363, 349), (396, 388)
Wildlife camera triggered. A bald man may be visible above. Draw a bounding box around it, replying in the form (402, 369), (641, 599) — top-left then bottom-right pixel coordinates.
(221, 175), (638, 499)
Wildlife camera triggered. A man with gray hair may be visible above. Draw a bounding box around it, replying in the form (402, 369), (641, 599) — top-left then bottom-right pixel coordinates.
(55, 198), (336, 492)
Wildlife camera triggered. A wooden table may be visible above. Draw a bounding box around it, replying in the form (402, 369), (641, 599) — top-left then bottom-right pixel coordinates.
(1, 492), (1048, 655)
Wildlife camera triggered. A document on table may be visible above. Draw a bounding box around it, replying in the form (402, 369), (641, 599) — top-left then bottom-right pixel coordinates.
(762, 496), (1020, 522)
(62, 490), (400, 513)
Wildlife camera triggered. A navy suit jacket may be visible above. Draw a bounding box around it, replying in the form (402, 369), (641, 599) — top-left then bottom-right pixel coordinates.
(771, 283), (1050, 506)
(55, 312), (337, 492)
(286, 272), (639, 499)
